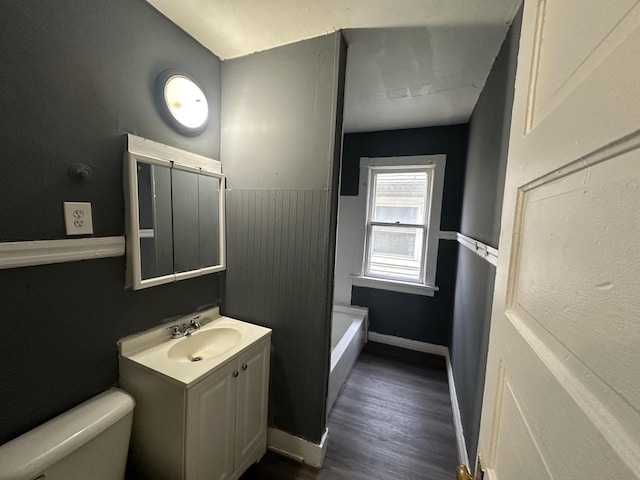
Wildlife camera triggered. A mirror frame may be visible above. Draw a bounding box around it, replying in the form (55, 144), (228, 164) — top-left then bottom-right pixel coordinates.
(124, 134), (226, 290)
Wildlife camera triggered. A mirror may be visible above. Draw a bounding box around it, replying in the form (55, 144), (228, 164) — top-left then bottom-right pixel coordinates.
(199, 173), (221, 269)
(137, 162), (174, 280)
(172, 167), (200, 275)
(124, 135), (225, 290)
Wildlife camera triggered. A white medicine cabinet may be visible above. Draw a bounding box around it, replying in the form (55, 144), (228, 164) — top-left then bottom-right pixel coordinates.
(124, 134), (226, 290)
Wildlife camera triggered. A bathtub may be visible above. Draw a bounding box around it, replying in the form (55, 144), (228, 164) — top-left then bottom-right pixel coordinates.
(327, 305), (368, 416)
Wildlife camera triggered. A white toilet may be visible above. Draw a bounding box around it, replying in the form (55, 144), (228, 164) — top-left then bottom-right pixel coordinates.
(0, 388), (135, 480)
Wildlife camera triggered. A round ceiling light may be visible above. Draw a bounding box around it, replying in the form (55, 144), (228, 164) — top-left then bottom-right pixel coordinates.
(159, 72), (209, 135)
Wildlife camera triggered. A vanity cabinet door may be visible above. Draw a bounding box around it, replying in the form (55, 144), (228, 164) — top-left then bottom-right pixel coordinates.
(234, 339), (270, 469)
(186, 360), (236, 480)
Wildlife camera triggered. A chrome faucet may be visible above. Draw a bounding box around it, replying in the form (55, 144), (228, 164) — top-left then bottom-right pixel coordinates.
(167, 315), (201, 339)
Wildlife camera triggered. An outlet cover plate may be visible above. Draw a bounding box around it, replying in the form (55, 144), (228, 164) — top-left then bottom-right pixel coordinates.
(63, 202), (94, 235)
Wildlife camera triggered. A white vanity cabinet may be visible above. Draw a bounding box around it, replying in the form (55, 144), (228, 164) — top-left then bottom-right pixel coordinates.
(185, 339), (270, 480)
(120, 335), (270, 480)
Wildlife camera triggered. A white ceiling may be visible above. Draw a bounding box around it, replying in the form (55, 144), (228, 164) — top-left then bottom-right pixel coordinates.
(147, 0), (522, 132)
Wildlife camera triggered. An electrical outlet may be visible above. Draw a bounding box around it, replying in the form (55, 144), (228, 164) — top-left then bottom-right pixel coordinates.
(63, 202), (94, 235)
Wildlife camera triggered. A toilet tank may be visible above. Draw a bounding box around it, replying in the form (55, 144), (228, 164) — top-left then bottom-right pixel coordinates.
(0, 388), (135, 480)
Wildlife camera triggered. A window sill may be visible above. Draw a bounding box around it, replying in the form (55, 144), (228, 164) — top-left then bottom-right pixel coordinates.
(350, 275), (438, 297)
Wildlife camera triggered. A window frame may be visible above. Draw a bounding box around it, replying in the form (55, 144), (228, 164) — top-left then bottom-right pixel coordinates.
(351, 155), (446, 297)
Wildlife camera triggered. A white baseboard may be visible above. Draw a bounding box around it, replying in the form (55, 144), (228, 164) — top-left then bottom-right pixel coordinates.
(367, 331), (469, 466)
(446, 351), (470, 467)
(367, 331), (448, 356)
(267, 427), (329, 468)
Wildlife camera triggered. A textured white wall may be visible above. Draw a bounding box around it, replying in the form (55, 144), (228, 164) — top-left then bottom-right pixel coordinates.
(332, 196), (359, 305)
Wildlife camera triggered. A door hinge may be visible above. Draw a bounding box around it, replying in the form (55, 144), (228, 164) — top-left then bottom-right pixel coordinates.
(476, 455), (485, 480)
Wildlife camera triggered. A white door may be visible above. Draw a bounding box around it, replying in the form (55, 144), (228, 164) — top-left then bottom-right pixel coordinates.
(476, 1), (640, 479)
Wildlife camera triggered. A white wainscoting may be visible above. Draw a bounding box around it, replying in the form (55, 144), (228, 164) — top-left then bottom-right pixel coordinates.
(456, 232), (498, 267)
(0, 236), (125, 269)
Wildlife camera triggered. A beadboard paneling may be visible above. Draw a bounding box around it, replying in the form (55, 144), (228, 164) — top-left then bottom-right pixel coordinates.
(224, 189), (331, 441)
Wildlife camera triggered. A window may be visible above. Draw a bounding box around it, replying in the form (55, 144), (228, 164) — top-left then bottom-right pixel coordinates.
(352, 155), (446, 296)
(366, 169), (429, 282)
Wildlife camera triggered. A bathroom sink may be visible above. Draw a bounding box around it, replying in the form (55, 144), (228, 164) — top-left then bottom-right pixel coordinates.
(167, 328), (242, 363)
(119, 308), (272, 386)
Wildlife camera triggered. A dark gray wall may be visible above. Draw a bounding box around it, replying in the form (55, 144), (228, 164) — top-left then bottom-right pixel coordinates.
(450, 7), (522, 465)
(342, 124), (468, 344)
(352, 241), (458, 345)
(0, 0), (221, 445)
(220, 34), (346, 443)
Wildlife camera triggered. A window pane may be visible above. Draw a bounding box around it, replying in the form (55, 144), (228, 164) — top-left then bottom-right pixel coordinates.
(367, 225), (423, 281)
(372, 171), (428, 224)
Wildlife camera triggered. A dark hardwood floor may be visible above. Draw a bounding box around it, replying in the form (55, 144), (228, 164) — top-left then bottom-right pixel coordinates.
(241, 342), (458, 480)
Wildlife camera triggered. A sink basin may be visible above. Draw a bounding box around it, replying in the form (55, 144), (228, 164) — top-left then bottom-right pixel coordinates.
(119, 309), (272, 386)
(167, 328), (242, 362)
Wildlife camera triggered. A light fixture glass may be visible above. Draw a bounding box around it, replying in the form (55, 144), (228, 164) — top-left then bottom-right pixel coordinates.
(160, 73), (209, 134)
